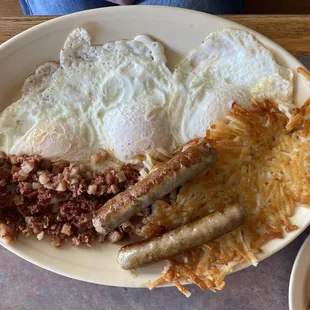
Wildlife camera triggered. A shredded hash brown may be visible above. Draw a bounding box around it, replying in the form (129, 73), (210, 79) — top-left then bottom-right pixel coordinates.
(145, 97), (310, 296)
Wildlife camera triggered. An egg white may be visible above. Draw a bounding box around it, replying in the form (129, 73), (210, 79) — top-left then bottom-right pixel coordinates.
(0, 28), (295, 163)
(0, 29), (174, 163)
(169, 29), (294, 144)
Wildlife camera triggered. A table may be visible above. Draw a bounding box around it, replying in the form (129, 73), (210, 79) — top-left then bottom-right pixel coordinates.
(0, 15), (310, 310)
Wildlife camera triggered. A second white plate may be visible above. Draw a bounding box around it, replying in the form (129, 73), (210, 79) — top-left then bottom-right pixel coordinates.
(289, 234), (310, 310)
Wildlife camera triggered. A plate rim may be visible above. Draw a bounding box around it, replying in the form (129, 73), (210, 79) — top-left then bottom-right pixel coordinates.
(0, 6), (308, 72)
(0, 6), (310, 288)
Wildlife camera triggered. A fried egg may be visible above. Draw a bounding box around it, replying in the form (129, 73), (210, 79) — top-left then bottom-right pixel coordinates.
(0, 28), (296, 164)
(0, 28), (173, 163)
(169, 29), (294, 144)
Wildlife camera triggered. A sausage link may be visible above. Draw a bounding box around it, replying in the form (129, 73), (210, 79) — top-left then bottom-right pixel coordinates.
(117, 204), (247, 270)
(93, 142), (217, 234)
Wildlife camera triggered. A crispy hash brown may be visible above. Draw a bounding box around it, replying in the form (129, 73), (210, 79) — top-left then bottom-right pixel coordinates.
(145, 98), (310, 296)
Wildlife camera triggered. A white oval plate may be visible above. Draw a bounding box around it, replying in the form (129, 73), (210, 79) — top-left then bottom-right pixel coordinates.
(289, 234), (310, 310)
(0, 6), (310, 287)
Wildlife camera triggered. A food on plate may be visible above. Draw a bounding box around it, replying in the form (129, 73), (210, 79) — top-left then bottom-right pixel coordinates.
(93, 141), (217, 234)
(297, 67), (310, 82)
(0, 26), (309, 296)
(0, 28), (173, 164)
(169, 29), (294, 144)
(148, 98), (310, 295)
(0, 152), (140, 246)
(118, 204), (246, 270)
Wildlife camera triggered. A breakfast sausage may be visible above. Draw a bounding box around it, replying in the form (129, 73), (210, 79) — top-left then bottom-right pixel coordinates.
(117, 204), (247, 270)
(93, 141), (217, 234)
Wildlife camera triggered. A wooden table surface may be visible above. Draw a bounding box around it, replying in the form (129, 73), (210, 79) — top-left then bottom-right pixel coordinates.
(1, 15), (310, 55)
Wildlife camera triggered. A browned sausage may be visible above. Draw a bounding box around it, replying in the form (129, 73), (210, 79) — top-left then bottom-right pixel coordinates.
(117, 204), (246, 270)
(92, 141), (217, 234)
